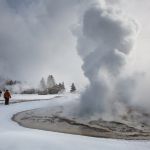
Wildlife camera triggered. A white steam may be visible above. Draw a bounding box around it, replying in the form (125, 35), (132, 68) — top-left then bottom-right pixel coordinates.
(76, 1), (139, 116)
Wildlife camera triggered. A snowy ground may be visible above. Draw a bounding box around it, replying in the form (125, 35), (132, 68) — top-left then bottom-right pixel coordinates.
(0, 93), (60, 101)
(0, 93), (150, 150)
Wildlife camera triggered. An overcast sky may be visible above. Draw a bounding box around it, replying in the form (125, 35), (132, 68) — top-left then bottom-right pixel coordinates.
(0, 0), (150, 89)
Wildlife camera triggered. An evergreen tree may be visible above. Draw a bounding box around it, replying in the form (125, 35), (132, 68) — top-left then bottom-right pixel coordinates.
(62, 82), (65, 90)
(47, 75), (56, 88)
(70, 83), (76, 92)
(40, 77), (46, 91)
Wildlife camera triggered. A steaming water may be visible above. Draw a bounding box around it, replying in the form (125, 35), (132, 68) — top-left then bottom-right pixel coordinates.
(76, 0), (138, 117)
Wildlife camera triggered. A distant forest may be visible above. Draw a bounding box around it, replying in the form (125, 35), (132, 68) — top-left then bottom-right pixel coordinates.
(0, 75), (76, 94)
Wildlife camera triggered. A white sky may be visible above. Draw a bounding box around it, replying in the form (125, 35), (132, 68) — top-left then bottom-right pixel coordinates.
(0, 0), (150, 90)
(117, 0), (150, 72)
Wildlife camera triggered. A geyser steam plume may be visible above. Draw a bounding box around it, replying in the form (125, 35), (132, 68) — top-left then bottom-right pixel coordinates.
(76, 1), (138, 116)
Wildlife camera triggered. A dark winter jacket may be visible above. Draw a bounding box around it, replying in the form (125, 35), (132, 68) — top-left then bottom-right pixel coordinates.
(4, 91), (11, 99)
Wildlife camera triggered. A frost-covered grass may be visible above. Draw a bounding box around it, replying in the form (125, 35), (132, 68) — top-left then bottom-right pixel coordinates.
(0, 93), (150, 150)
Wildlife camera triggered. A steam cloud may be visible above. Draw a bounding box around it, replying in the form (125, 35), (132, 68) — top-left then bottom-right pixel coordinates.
(76, 1), (138, 116)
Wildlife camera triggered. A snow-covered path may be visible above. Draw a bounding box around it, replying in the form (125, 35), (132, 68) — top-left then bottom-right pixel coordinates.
(0, 94), (150, 150)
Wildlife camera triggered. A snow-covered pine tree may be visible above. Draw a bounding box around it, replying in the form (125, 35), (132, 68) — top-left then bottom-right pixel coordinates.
(70, 83), (76, 92)
(47, 75), (56, 88)
(62, 82), (65, 90)
(40, 77), (46, 91)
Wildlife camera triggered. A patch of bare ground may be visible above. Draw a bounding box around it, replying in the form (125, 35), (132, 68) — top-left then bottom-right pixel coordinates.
(12, 108), (150, 140)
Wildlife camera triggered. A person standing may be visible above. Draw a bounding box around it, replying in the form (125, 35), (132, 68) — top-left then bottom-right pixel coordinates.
(0, 90), (2, 97)
(4, 90), (11, 105)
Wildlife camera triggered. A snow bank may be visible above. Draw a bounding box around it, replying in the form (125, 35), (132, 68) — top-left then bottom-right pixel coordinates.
(0, 93), (150, 150)
(0, 131), (150, 150)
(0, 94), (59, 101)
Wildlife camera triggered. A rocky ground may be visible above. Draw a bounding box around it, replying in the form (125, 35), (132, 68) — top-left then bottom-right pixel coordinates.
(12, 105), (150, 140)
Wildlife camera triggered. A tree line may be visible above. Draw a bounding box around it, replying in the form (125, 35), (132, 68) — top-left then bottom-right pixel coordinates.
(22, 75), (77, 94)
(0, 75), (77, 94)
